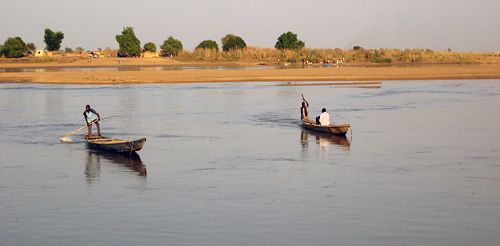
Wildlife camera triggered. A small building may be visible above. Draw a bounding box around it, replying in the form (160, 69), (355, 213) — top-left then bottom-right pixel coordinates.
(47, 51), (64, 57)
(35, 50), (46, 57)
(142, 51), (160, 58)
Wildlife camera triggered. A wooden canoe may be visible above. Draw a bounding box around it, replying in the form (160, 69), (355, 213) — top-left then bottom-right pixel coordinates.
(301, 120), (351, 135)
(85, 133), (146, 153)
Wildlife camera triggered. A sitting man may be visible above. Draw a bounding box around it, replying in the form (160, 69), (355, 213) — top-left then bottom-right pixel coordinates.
(316, 108), (330, 125)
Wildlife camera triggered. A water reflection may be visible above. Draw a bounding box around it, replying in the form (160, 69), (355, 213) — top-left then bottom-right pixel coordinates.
(85, 151), (147, 186)
(300, 129), (351, 150)
(85, 152), (101, 187)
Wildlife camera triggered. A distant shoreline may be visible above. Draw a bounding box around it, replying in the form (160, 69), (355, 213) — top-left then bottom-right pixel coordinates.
(1, 57), (499, 84)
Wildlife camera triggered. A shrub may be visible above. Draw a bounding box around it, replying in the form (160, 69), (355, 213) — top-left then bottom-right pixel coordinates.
(1, 37), (27, 58)
(373, 57), (392, 63)
(275, 31), (305, 50)
(196, 40), (219, 51)
(143, 42), (157, 52)
(222, 35), (246, 51)
(160, 36), (183, 56)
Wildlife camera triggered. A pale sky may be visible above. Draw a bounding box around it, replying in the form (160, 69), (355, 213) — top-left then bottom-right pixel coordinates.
(1, 0), (499, 52)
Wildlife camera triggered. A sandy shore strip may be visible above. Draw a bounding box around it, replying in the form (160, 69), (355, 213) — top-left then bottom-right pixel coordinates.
(1, 59), (499, 84)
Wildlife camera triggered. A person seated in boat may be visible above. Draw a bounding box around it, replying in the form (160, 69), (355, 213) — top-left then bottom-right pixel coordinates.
(301, 94), (312, 123)
(315, 108), (330, 125)
(83, 105), (101, 136)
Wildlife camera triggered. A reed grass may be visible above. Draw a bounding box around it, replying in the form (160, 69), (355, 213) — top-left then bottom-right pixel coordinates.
(175, 47), (493, 64)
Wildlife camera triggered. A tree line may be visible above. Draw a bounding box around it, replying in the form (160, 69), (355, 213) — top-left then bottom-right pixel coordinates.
(1, 26), (304, 58)
(0, 28), (64, 58)
(115, 27), (304, 57)
(4, 27), (488, 64)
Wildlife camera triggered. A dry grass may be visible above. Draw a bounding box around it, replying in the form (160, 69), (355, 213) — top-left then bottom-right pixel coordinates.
(3, 47), (497, 66)
(175, 47), (498, 64)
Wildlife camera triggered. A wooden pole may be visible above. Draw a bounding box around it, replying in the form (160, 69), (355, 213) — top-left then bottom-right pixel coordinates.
(60, 114), (130, 140)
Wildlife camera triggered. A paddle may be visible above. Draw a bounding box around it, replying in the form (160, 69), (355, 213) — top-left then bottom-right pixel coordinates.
(60, 114), (130, 141)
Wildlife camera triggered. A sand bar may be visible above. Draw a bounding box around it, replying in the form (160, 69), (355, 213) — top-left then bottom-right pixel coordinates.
(1, 58), (499, 84)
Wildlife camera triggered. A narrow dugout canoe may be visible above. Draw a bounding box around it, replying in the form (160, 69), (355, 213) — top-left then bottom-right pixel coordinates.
(301, 120), (351, 135)
(85, 133), (146, 153)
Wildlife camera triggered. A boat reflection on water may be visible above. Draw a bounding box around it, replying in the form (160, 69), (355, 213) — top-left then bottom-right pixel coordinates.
(300, 129), (351, 150)
(85, 150), (147, 185)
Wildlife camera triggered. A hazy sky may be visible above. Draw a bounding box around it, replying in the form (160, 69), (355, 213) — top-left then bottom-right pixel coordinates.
(1, 0), (499, 52)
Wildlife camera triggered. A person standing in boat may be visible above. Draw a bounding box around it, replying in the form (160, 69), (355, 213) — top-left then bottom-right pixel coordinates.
(83, 105), (101, 136)
(301, 94), (311, 122)
(316, 108), (330, 125)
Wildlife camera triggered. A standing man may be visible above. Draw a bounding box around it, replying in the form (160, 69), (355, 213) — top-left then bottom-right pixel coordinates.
(318, 108), (330, 126)
(301, 94), (311, 122)
(83, 105), (101, 136)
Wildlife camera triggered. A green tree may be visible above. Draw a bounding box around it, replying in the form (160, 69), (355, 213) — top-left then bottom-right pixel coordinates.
(26, 42), (36, 53)
(222, 35), (246, 51)
(221, 34), (235, 47)
(1, 37), (27, 58)
(160, 36), (183, 56)
(76, 47), (84, 53)
(115, 27), (142, 54)
(143, 42), (157, 52)
(196, 40), (219, 51)
(44, 28), (64, 51)
(64, 47), (73, 53)
(274, 31), (305, 50)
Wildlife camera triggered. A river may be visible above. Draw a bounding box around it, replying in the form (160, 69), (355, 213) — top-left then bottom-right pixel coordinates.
(1, 80), (499, 246)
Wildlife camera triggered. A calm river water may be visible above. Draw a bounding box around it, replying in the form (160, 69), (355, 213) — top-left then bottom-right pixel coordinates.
(1, 80), (499, 246)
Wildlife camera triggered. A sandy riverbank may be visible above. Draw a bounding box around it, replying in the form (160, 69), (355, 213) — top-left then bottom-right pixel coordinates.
(1, 57), (499, 84)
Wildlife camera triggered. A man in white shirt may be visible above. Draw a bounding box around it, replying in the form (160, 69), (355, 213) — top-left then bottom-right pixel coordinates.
(319, 108), (330, 126)
(83, 105), (101, 136)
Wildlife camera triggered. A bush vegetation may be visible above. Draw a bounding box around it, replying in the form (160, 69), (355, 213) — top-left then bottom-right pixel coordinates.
(275, 31), (305, 50)
(143, 42), (156, 52)
(1, 37), (27, 58)
(196, 40), (219, 51)
(160, 36), (183, 56)
(221, 35), (247, 51)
